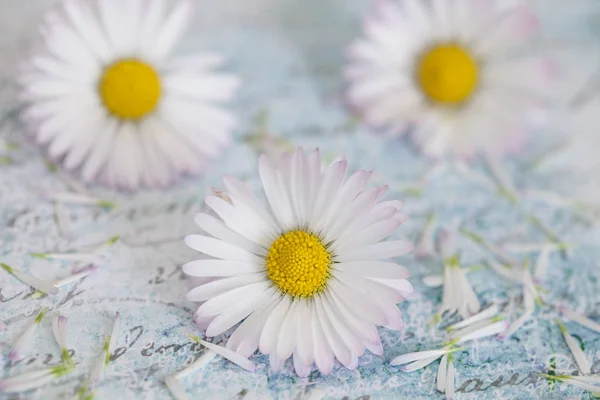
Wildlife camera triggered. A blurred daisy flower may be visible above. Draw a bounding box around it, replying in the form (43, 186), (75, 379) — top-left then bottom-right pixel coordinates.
(20, 0), (240, 189)
(184, 147), (414, 377)
(345, 0), (550, 159)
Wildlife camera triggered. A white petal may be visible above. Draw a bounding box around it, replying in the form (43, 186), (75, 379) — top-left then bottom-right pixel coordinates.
(187, 274), (264, 302)
(333, 216), (403, 252)
(295, 302), (315, 366)
(328, 279), (387, 326)
(206, 287), (273, 337)
(194, 213), (266, 256)
(52, 315), (68, 350)
(499, 311), (532, 340)
(562, 327), (591, 374)
(446, 357), (455, 400)
(222, 176), (278, 231)
(391, 348), (449, 366)
(193, 338), (255, 372)
(0, 368), (59, 393)
(437, 353), (448, 393)
(560, 307), (600, 334)
(457, 320), (508, 343)
(2, 265), (58, 295)
(400, 355), (442, 372)
(182, 259), (261, 277)
(335, 261), (410, 279)
(559, 377), (600, 395)
(276, 300), (299, 361)
(328, 288), (380, 345)
(448, 304), (500, 332)
(335, 270), (404, 304)
(259, 296), (291, 355)
(312, 301), (334, 375)
(227, 300), (278, 358)
(185, 235), (263, 263)
(293, 352), (312, 378)
(335, 240), (414, 262)
(9, 309), (46, 361)
(108, 312), (121, 355)
(258, 154), (295, 231)
(195, 282), (270, 317)
(205, 195), (275, 246)
(309, 160), (348, 228)
(153, 0), (193, 60)
(174, 351), (217, 379)
(314, 296), (353, 369)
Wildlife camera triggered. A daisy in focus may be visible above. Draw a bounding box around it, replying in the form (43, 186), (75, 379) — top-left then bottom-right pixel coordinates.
(345, 0), (549, 159)
(184, 147), (414, 376)
(20, 0), (239, 189)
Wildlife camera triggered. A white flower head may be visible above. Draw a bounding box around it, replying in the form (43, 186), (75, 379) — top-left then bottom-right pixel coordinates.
(20, 0), (240, 189)
(345, 0), (549, 159)
(184, 147), (414, 377)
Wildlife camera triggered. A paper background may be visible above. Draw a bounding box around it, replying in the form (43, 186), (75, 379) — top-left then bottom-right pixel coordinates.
(2, 0), (600, 399)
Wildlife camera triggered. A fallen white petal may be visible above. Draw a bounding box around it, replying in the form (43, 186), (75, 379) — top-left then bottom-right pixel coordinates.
(53, 266), (98, 287)
(52, 314), (68, 350)
(391, 348), (454, 366)
(191, 337), (255, 372)
(400, 355), (442, 372)
(559, 322), (591, 374)
(437, 353), (448, 392)
(446, 356), (455, 400)
(108, 312), (121, 355)
(0, 364), (72, 393)
(551, 375), (600, 395)
(569, 375), (600, 384)
(447, 304), (500, 332)
(10, 308), (47, 361)
(165, 375), (189, 400)
(456, 320), (507, 344)
(560, 307), (600, 334)
(1, 263), (59, 295)
(498, 311), (533, 340)
(174, 351), (217, 380)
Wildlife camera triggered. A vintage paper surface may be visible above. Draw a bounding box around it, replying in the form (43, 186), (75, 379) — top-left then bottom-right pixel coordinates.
(2, 1), (600, 399)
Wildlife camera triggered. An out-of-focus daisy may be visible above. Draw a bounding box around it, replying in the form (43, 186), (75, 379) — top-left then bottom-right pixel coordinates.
(20, 0), (239, 189)
(184, 147), (414, 376)
(345, 0), (549, 159)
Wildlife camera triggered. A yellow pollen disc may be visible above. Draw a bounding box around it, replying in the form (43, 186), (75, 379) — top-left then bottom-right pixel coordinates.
(266, 230), (331, 298)
(99, 59), (161, 120)
(417, 44), (479, 105)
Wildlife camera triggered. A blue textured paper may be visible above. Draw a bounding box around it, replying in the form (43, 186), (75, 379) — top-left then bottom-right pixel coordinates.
(1, 1), (600, 399)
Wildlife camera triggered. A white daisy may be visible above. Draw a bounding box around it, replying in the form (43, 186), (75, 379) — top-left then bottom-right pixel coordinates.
(183, 147), (414, 376)
(20, 0), (239, 189)
(345, 0), (548, 159)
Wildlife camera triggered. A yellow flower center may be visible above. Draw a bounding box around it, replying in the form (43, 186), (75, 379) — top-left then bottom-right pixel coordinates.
(417, 44), (479, 105)
(99, 59), (161, 120)
(266, 230), (331, 298)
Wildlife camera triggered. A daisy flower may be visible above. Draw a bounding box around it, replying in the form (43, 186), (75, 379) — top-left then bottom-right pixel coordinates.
(345, 0), (548, 159)
(184, 148), (414, 376)
(20, 0), (239, 189)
